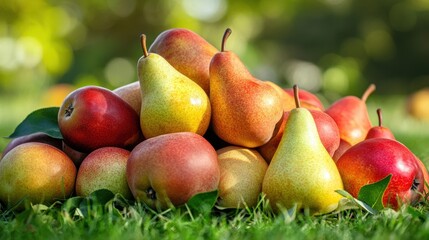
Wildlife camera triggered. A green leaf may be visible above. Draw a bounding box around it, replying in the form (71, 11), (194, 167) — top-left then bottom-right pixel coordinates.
(8, 107), (62, 139)
(335, 189), (378, 214)
(186, 190), (218, 215)
(87, 189), (116, 206)
(358, 174), (392, 211)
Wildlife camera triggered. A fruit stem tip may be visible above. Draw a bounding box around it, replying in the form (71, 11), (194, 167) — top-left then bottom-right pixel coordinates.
(140, 34), (149, 58)
(293, 84), (301, 108)
(221, 28), (232, 52)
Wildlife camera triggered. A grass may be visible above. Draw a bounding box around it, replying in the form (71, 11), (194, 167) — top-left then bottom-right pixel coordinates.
(1, 93), (429, 239)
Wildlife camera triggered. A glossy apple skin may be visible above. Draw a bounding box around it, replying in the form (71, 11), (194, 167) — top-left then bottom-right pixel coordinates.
(336, 138), (424, 209)
(76, 147), (132, 199)
(58, 86), (142, 153)
(0, 142), (76, 209)
(127, 132), (220, 210)
(2, 132), (63, 159)
(258, 110), (340, 162)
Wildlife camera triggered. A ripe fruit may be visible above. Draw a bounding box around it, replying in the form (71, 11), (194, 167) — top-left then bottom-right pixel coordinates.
(127, 132), (220, 210)
(262, 85), (343, 214)
(58, 85), (142, 153)
(209, 28), (283, 148)
(1, 132), (63, 159)
(75, 147), (132, 199)
(216, 146), (268, 209)
(0, 142), (76, 208)
(336, 138), (425, 209)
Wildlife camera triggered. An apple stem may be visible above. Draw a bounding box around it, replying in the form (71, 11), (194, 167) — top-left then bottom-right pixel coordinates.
(377, 108), (383, 127)
(140, 34), (149, 58)
(221, 28), (232, 52)
(361, 84), (376, 102)
(293, 84), (301, 108)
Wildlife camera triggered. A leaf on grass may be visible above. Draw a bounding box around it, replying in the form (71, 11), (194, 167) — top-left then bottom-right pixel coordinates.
(357, 174), (392, 211)
(8, 107), (62, 139)
(87, 189), (115, 206)
(335, 189), (378, 214)
(186, 190), (218, 215)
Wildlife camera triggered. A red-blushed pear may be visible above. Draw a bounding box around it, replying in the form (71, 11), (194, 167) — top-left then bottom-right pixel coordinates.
(75, 147), (133, 199)
(58, 85), (142, 153)
(209, 28), (284, 148)
(127, 132), (220, 210)
(258, 109), (340, 162)
(365, 108), (395, 140)
(336, 138), (425, 210)
(149, 28), (218, 94)
(113, 81), (141, 116)
(2, 132), (63, 159)
(365, 108), (429, 198)
(283, 88), (325, 111)
(0, 142), (76, 209)
(326, 84), (376, 160)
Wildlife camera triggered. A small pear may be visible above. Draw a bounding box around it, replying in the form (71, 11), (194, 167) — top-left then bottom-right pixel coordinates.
(216, 146), (268, 209)
(262, 85), (344, 215)
(137, 34), (211, 139)
(209, 28), (284, 148)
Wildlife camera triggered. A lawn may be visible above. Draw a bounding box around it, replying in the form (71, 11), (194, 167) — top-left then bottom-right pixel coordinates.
(1, 94), (429, 240)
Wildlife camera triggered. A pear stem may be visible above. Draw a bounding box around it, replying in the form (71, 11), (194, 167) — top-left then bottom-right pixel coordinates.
(140, 34), (149, 58)
(361, 84), (376, 102)
(377, 108), (383, 127)
(221, 28), (232, 52)
(293, 84), (301, 108)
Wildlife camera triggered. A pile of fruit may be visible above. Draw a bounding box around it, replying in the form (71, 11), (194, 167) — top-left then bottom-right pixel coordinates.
(1, 28), (428, 215)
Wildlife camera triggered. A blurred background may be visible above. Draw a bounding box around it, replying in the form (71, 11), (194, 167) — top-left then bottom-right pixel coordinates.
(1, 0), (429, 152)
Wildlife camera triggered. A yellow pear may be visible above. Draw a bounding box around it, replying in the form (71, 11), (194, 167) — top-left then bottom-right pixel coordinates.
(137, 34), (211, 139)
(262, 85), (344, 215)
(216, 146), (268, 209)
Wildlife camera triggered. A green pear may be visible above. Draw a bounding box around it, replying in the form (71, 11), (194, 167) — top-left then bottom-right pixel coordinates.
(262, 85), (344, 215)
(216, 146), (268, 209)
(137, 34), (211, 139)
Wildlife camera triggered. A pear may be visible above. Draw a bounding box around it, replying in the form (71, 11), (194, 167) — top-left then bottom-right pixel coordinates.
(113, 81), (141, 116)
(209, 28), (284, 148)
(149, 28), (218, 94)
(137, 34), (211, 139)
(262, 85), (344, 215)
(216, 146), (268, 209)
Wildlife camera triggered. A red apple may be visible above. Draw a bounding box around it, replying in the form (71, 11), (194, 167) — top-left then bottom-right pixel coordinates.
(0, 142), (76, 209)
(76, 147), (132, 199)
(336, 138), (424, 209)
(2, 132), (63, 159)
(127, 132), (220, 210)
(258, 109), (340, 162)
(283, 88), (325, 111)
(58, 86), (142, 153)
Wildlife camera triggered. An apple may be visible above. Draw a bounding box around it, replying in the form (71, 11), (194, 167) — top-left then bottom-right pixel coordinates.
(336, 138), (425, 209)
(58, 85), (142, 153)
(75, 147), (132, 199)
(127, 132), (220, 210)
(1, 132), (63, 159)
(0, 142), (76, 209)
(258, 109), (340, 162)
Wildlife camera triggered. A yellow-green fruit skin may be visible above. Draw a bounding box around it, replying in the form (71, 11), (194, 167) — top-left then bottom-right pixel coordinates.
(0, 142), (76, 208)
(216, 146), (268, 209)
(138, 53), (211, 139)
(262, 108), (344, 215)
